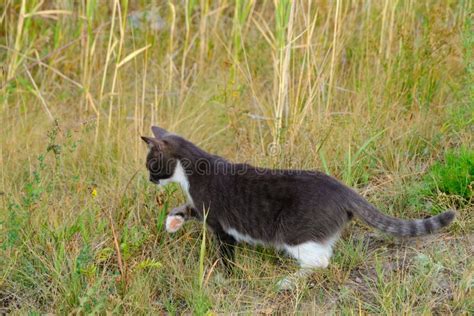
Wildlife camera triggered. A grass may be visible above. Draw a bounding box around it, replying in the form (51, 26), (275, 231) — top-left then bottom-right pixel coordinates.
(406, 147), (473, 217)
(424, 148), (473, 199)
(1, 0), (473, 314)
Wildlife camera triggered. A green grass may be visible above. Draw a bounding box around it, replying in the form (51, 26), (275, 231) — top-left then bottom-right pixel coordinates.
(426, 148), (473, 199)
(1, 0), (473, 314)
(407, 148), (473, 215)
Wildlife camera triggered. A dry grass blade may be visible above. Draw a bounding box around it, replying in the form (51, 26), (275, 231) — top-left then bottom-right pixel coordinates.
(23, 10), (73, 19)
(116, 44), (152, 69)
(23, 65), (54, 121)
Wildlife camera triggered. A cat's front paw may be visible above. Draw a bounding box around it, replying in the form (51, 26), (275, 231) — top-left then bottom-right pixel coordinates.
(165, 214), (185, 233)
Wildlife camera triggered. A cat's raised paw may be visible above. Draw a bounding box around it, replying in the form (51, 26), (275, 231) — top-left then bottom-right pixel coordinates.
(166, 215), (185, 233)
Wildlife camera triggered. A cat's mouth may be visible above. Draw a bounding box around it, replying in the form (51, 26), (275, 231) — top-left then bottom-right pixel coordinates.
(150, 178), (160, 185)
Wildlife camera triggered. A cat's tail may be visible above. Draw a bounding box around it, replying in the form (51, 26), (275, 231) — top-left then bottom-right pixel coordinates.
(350, 198), (455, 237)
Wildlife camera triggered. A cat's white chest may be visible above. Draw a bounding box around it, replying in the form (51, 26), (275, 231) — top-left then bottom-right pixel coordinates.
(160, 160), (194, 206)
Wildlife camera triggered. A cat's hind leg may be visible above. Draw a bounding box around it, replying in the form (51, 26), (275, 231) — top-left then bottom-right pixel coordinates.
(214, 227), (237, 274)
(277, 236), (338, 291)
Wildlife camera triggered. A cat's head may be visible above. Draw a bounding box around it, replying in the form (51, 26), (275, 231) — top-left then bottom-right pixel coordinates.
(141, 126), (178, 185)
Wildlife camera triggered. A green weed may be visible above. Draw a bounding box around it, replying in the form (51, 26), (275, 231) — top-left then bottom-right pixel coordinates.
(408, 147), (473, 213)
(426, 148), (473, 199)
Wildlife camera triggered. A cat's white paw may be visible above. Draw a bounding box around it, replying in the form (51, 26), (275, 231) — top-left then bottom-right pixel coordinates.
(276, 268), (314, 291)
(276, 276), (297, 291)
(277, 277), (295, 292)
(165, 215), (185, 233)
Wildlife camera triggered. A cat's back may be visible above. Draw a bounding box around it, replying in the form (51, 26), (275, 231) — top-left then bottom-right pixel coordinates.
(222, 163), (348, 198)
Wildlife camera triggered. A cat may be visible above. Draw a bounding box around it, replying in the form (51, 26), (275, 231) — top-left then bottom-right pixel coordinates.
(141, 126), (455, 289)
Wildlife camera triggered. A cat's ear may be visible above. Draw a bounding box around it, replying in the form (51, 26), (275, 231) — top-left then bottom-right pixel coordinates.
(151, 126), (168, 139)
(141, 136), (160, 149)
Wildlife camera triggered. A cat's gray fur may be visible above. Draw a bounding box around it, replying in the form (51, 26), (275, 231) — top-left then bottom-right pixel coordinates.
(141, 126), (455, 284)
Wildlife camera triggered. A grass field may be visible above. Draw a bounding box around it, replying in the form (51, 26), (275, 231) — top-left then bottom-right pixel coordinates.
(1, 0), (473, 314)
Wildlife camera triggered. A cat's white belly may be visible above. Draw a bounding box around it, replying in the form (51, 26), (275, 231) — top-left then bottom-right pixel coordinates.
(224, 227), (338, 269)
(225, 227), (266, 246)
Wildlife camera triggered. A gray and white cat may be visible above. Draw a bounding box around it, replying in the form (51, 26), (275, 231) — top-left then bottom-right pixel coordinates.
(141, 126), (455, 289)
